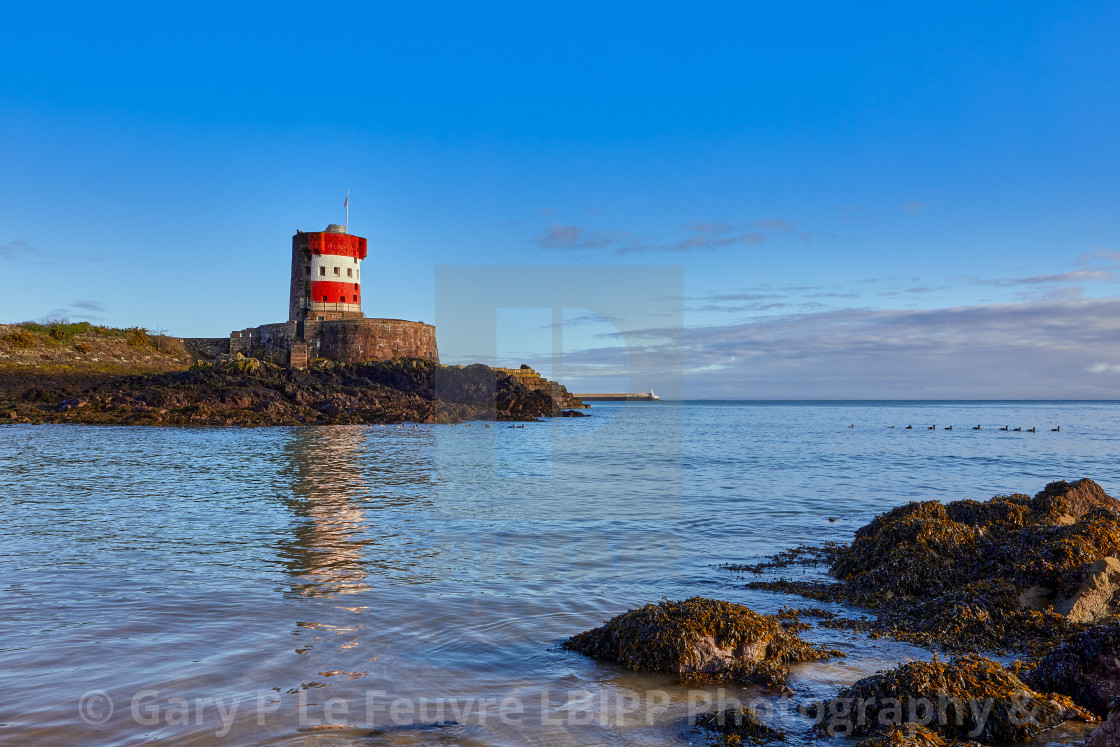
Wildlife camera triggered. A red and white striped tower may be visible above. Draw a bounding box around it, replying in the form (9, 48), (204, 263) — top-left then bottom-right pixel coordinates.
(289, 224), (368, 322)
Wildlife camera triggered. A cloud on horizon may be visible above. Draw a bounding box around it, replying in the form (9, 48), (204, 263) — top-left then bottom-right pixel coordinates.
(1087, 362), (1120, 375)
(689, 286), (861, 314)
(529, 296), (1120, 399)
(975, 269), (1118, 287)
(1078, 249), (1120, 264)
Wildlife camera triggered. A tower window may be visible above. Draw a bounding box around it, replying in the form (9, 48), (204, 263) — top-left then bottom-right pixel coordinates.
(352, 295), (357, 302)
(319, 267), (325, 276)
(322, 295), (328, 302)
(353, 282), (358, 289)
(333, 267), (340, 276)
(347, 268), (352, 277)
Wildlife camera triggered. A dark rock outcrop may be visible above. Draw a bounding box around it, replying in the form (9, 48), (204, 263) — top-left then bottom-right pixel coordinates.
(815, 655), (1093, 743)
(1087, 700), (1120, 747)
(1029, 624), (1120, 716)
(694, 705), (786, 745)
(0, 356), (560, 426)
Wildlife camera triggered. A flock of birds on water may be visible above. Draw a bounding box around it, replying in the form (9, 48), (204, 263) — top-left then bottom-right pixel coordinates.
(382, 423), (1062, 432)
(849, 424), (1061, 432)
(379, 423), (524, 429)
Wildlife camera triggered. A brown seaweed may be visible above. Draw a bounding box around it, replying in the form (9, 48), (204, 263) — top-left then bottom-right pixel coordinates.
(694, 705), (786, 745)
(814, 655), (1094, 743)
(562, 597), (842, 688)
(739, 480), (1120, 654)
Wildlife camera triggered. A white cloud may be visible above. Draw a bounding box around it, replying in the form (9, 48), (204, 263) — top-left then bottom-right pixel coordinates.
(1087, 362), (1120, 375)
(548, 297), (1120, 398)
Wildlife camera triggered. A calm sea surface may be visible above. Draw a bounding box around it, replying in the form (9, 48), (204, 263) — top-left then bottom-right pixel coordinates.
(3, 401), (1119, 746)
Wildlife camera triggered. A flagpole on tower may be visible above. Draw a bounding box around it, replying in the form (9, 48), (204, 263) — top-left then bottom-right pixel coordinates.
(344, 190), (349, 231)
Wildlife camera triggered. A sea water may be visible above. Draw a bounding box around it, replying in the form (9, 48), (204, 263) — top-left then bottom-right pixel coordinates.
(2, 401), (1118, 745)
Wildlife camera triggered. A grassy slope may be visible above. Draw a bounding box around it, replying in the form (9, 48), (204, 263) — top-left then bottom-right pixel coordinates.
(0, 321), (193, 375)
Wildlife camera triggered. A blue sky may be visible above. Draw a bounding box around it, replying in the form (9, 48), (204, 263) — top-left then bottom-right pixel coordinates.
(2, 2), (1119, 397)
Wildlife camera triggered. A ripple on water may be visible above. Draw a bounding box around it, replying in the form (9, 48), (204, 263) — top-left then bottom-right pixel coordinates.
(1, 402), (1118, 744)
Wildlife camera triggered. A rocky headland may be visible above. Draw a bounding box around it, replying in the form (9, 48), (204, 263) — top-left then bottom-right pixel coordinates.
(0, 322), (575, 425)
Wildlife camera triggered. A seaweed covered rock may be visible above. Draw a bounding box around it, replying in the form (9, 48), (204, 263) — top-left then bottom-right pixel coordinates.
(743, 481), (1120, 653)
(1028, 623), (1120, 716)
(694, 705), (785, 745)
(828, 480), (1120, 615)
(854, 723), (947, 747)
(562, 597), (841, 688)
(815, 655), (1093, 743)
(824, 479), (1120, 618)
(870, 579), (1081, 654)
(190, 352), (277, 375)
(5, 357), (560, 426)
(832, 500), (982, 599)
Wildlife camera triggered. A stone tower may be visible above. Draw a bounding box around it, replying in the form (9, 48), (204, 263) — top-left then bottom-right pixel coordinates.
(289, 224), (368, 322)
(233, 223), (438, 367)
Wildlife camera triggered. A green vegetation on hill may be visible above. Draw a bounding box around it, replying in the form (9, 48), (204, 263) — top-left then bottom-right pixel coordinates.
(0, 320), (189, 374)
(10, 320), (135, 343)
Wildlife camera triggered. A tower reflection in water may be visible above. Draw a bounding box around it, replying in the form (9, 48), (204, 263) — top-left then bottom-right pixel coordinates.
(277, 425), (437, 599)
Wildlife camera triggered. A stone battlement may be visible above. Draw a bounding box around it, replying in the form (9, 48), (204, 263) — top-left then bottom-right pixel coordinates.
(231, 318), (438, 367)
(494, 366), (588, 410)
